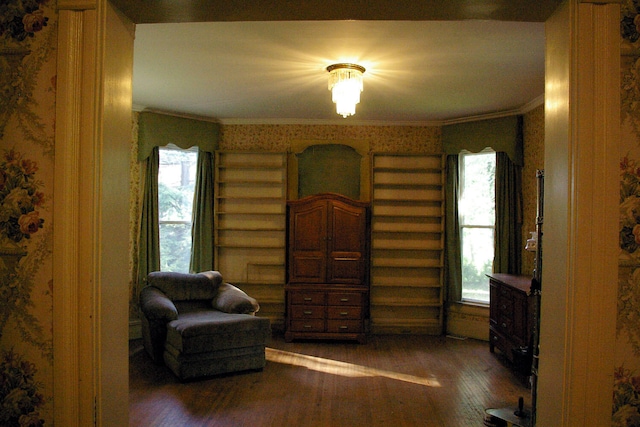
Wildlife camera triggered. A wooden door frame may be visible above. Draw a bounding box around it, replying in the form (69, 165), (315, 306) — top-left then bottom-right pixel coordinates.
(53, 0), (621, 425)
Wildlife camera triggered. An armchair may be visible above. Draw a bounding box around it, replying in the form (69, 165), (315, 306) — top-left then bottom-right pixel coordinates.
(139, 270), (271, 380)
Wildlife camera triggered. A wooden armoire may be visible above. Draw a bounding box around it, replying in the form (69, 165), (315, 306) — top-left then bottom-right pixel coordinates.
(285, 193), (370, 343)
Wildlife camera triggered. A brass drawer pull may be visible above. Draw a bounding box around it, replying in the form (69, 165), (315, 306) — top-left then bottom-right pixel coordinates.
(303, 310), (312, 315)
(303, 325), (312, 329)
(339, 325), (348, 330)
(304, 297), (312, 301)
(340, 312), (349, 316)
(340, 298), (349, 302)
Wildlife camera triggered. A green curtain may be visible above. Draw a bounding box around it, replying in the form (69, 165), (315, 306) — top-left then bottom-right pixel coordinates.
(137, 147), (160, 287)
(442, 116), (523, 303)
(136, 111), (220, 277)
(189, 149), (214, 273)
(137, 111), (219, 161)
(442, 116), (523, 166)
(444, 155), (462, 302)
(494, 152), (522, 274)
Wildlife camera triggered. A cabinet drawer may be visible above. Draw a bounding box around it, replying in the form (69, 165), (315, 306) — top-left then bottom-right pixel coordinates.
(498, 295), (514, 316)
(497, 317), (514, 335)
(491, 330), (505, 349)
(291, 305), (325, 319)
(289, 291), (326, 305)
(327, 292), (363, 306)
(290, 319), (325, 332)
(327, 320), (363, 333)
(327, 306), (362, 319)
(488, 274), (533, 367)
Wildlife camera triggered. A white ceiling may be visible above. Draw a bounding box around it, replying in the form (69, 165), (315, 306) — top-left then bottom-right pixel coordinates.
(132, 20), (545, 125)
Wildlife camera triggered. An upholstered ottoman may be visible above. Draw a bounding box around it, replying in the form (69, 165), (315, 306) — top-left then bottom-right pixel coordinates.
(164, 310), (271, 380)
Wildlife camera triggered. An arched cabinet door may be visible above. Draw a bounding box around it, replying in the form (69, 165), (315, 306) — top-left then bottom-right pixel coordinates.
(287, 198), (328, 283)
(327, 199), (367, 284)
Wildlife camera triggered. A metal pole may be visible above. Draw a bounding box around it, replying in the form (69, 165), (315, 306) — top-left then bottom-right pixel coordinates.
(530, 169), (544, 425)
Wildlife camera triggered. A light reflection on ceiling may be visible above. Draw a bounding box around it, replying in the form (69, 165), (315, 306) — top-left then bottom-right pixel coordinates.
(133, 20), (545, 124)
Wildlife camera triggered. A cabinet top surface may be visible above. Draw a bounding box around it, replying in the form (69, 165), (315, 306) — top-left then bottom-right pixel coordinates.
(287, 192), (369, 207)
(487, 273), (532, 293)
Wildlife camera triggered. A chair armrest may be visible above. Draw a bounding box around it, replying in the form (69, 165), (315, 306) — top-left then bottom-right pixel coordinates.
(212, 283), (260, 315)
(139, 286), (178, 321)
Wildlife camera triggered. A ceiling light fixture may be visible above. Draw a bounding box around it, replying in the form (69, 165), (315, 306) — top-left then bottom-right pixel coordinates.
(326, 63), (365, 118)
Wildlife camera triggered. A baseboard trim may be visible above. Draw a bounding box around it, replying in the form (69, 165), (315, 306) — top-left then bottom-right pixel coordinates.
(445, 302), (490, 341)
(130, 313), (487, 342)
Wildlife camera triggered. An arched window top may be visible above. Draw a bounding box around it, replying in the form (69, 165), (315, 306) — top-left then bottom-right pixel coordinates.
(138, 111), (219, 161)
(442, 115), (523, 166)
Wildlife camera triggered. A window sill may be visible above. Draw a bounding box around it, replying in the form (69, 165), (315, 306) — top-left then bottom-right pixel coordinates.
(459, 299), (490, 308)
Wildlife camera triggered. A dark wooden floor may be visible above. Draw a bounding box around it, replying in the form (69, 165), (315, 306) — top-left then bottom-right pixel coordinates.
(130, 334), (530, 427)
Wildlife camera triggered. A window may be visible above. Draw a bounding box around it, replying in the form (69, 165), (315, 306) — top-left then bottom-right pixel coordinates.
(458, 150), (496, 303)
(158, 145), (198, 272)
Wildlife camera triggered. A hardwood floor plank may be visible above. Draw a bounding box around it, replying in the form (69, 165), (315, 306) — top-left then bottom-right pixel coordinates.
(130, 334), (530, 426)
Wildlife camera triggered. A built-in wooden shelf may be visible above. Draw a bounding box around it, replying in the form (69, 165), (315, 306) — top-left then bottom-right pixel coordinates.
(214, 151), (288, 331)
(370, 153), (445, 335)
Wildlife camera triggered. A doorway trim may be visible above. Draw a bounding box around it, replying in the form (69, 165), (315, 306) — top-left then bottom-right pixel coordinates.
(52, 1), (621, 425)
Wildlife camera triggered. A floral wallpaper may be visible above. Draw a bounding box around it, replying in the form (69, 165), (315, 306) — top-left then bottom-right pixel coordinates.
(129, 112), (141, 320)
(521, 105), (545, 277)
(219, 124), (442, 153)
(616, 1), (640, 425)
(0, 0), (56, 425)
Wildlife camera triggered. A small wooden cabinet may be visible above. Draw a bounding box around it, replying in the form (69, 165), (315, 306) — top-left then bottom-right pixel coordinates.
(488, 273), (533, 372)
(285, 193), (370, 343)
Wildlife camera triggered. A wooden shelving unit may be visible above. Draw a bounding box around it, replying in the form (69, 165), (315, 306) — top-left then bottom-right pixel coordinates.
(370, 153), (445, 335)
(214, 151), (287, 329)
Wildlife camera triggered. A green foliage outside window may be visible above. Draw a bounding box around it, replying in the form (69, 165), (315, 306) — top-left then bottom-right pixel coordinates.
(461, 256), (493, 301)
(158, 181), (192, 221)
(459, 151), (495, 303)
(159, 222), (192, 273)
(158, 147), (197, 273)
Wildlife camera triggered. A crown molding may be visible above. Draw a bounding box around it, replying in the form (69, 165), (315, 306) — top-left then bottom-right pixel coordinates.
(139, 107), (221, 123)
(518, 94), (545, 114)
(442, 95), (544, 126)
(217, 117), (444, 126)
(137, 95), (545, 127)
(57, 0), (96, 10)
